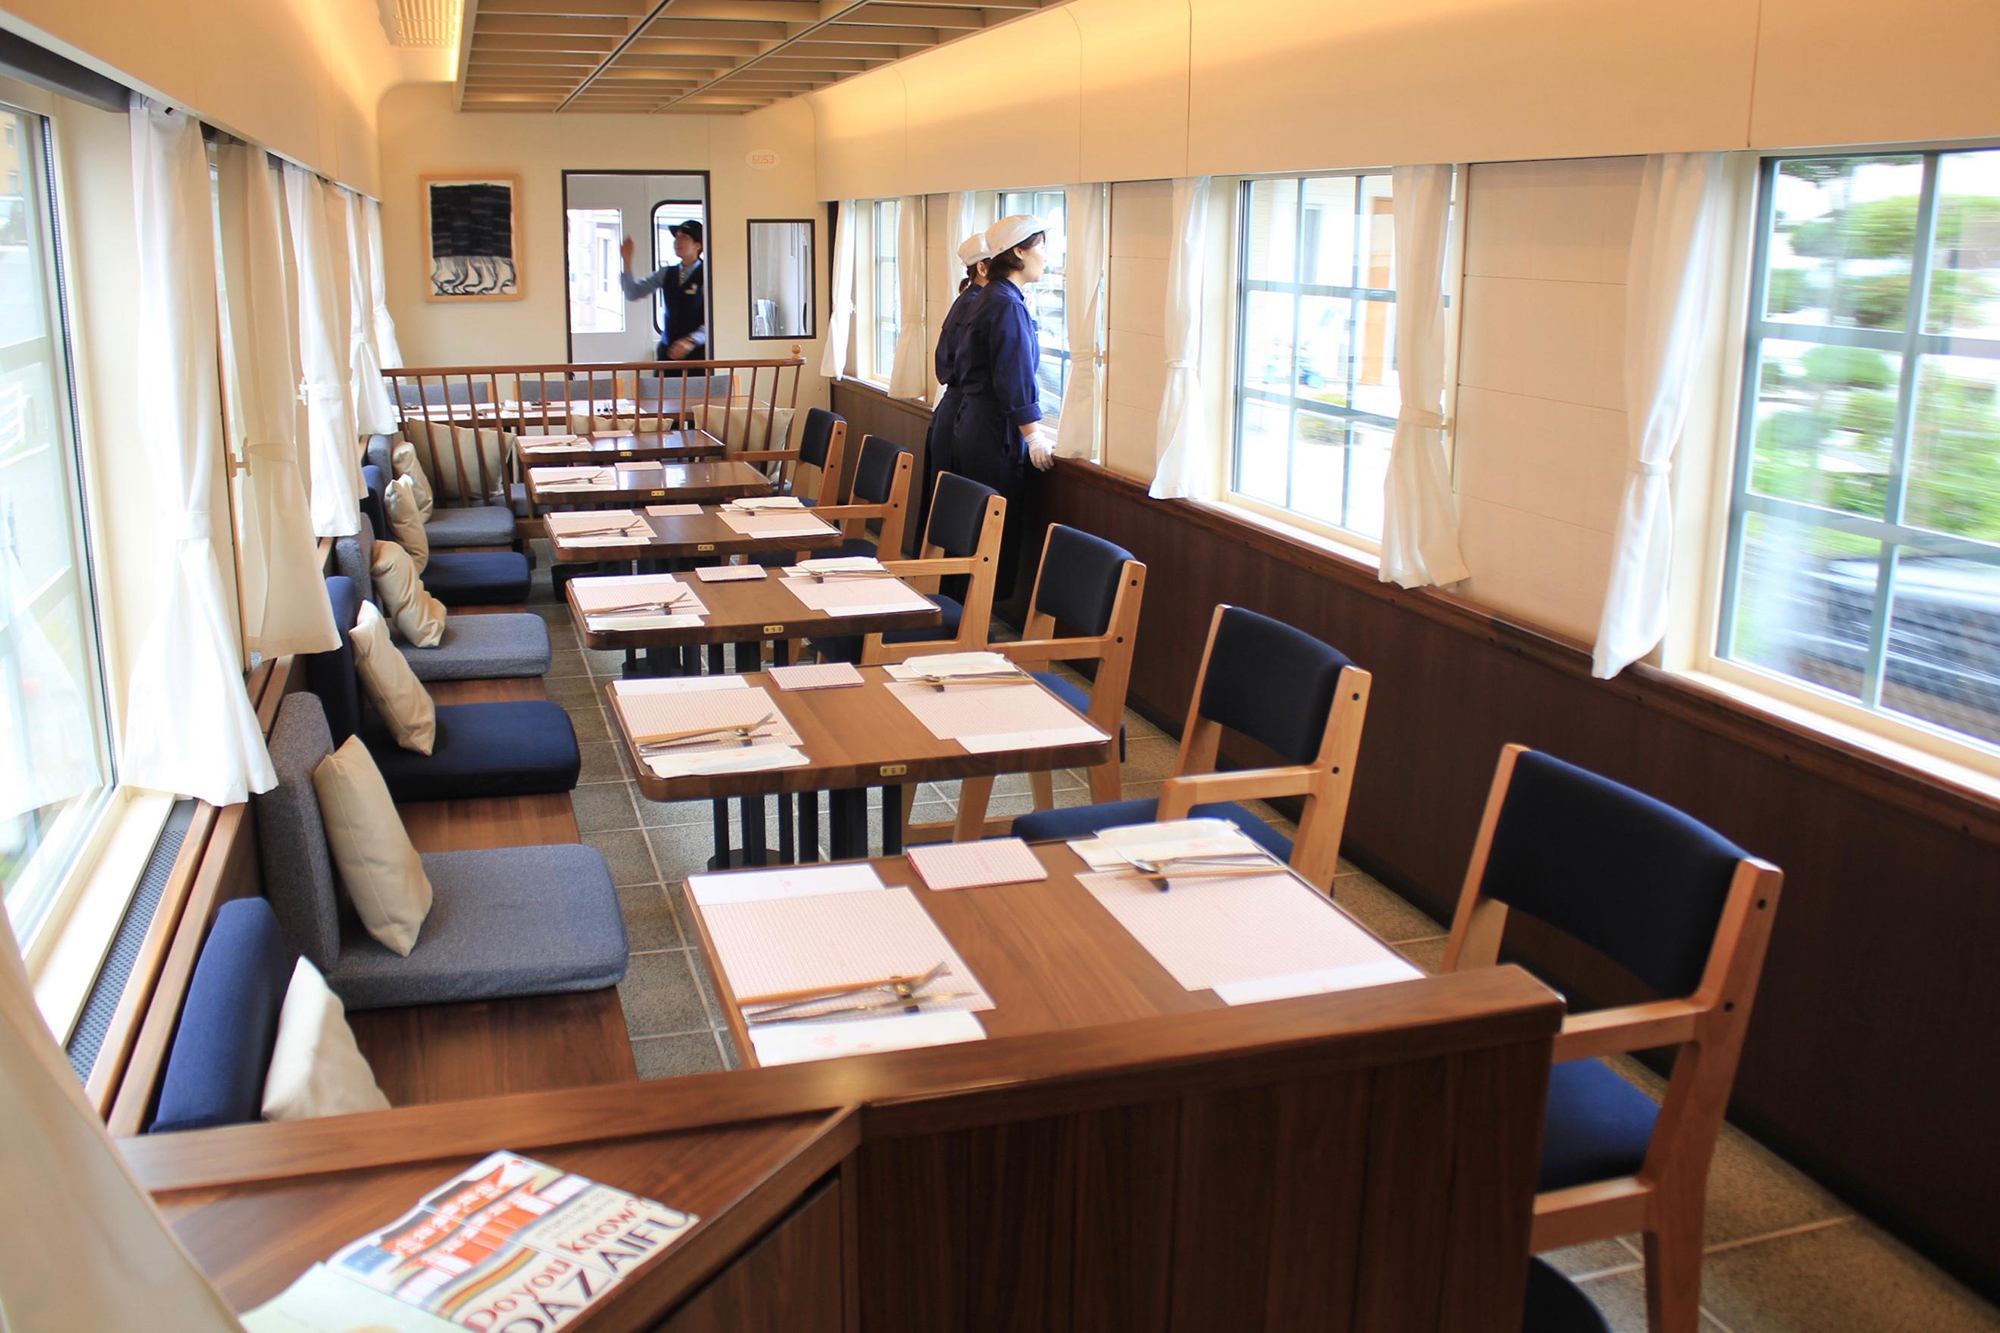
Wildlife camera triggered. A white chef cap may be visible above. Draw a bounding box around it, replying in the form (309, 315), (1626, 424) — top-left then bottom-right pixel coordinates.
(983, 213), (1047, 258)
(957, 232), (993, 266)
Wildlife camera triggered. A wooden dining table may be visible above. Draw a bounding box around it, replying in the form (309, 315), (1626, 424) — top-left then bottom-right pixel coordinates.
(544, 505), (847, 565)
(526, 458), (776, 509)
(514, 429), (728, 466)
(564, 568), (941, 653)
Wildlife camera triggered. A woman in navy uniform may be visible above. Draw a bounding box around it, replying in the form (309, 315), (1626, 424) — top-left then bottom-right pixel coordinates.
(951, 215), (1057, 601)
(618, 219), (707, 361)
(918, 230), (994, 541)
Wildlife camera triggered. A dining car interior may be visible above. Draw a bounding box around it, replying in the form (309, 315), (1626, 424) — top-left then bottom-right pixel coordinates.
(1, 1), (1997, 1329)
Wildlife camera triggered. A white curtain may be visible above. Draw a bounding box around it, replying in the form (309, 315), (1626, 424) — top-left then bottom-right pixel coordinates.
(819, 201), (856, 379)
(929, 191), (976, 403)
(286, 164), (361, 538)
(1, 917), (239, 1330)
(365, 196), (404, 368)
(122, 102), (276, 805)
(1148, 177), (1213, 500)
(1057, 183), (1106, 460)
(1593, 153), (1731, 678)
(887, 195), (928, 399)
(344, 189), (399, 435)
(1378, 164), (1470, 588)
(215, 144), (338, 659)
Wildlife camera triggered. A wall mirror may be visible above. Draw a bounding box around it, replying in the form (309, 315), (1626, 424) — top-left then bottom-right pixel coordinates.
(746, 219), (814, 340)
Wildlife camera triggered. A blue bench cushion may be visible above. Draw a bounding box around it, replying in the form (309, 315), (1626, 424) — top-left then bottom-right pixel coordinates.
(365, 700), (580, 802)
(812, 593), (959, 664)
(399, 612), (551, 682)
(326, 845), (627, 1009)
(332, 513), (377, 603)
(1538, 1058), (1660, 1193)
(426, 504), (518, 549)
(1012, 798), (1293, 864)
(1030, 670), (1125, 761)
(422, 551), (531, 606)
(150, 898), (299, 1133)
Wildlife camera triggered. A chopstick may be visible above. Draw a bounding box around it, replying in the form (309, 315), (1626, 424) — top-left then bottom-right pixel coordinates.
(737, 962), (947, 1009)
(745, 990), (977, 1026)
(632, 712), (778, 749)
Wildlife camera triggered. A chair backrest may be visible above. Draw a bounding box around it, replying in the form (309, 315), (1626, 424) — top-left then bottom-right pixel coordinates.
(860, 471), (1004, 662)
(251, 693), (348, 975)
(1161, 605), (1372, 889)
(363, 435), (392, 474)
(305, 576), (365, 746)
(148, 896), (299, 1133)
(332, 511), (376, 605)
(923, 471), (998, 559)
(833, 434), (914, 557)
(795, 408), (847, 504)
(1028, 525), (1138, 638)
(851, 434), (909, 505)
(360, 463), (387, 534)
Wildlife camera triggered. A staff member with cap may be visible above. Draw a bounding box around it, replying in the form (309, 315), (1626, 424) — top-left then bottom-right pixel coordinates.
(919, 230), (994, 539)
(619, 220), (707, 361)
(952, 214), (1055, 600)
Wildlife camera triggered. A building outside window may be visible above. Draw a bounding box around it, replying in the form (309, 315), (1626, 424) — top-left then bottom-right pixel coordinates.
(649, 199), (703, 336)
(1717, 148), (2000, 755)
(995, 188), (1068, 427)
(0, 103), (114, 945)
(1228, 172), (1403, 542)
(867, 198), (900, 384)
(565, 206), (624, 334)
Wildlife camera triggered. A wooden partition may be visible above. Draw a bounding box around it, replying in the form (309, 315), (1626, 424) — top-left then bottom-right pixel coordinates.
(131, 966), (1562, 1331)
(1036, 457), (2000, 1299)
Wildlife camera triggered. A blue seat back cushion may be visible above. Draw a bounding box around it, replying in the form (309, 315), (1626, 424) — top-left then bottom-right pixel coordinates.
(853, 435), (909, 505)
(360, 463), (387, 532)
(307, 576), (365, 745)
(364, 436), (392, 474)
(926, 472), (996, 557)
(149, 897), (299, 1133)
(252, 693), (348, 971)
(1034, 525), (1133, 637)
(1481, 750), (1747, 998)
(1196, 606), (1352, 765)
(798, 407), (841, 470)
(332, 511), (375, 604)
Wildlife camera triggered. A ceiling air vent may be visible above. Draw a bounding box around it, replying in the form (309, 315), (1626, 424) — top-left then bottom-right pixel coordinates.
(379, 0), (456, 48)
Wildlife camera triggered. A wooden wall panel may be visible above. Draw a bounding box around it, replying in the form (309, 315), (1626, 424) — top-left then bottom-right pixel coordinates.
(658, 1178), (844, 1333)
(1042, 460), (2000, 1299)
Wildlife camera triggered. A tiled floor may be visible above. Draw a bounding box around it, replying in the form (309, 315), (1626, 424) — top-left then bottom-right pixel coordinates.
(527, 549), (2000, 1333)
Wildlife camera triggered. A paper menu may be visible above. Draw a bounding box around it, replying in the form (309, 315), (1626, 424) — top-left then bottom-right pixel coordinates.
(689, 861), (886, 906)
(907, 838), (1048, 891)
(782, 576), (936, 616)
(694, 563), (768, 582)
(885, 678), (1107, 745)
(645, 503), (703, 516)
(749, 1010), (986, 1066)
(792, 555), (883, 574)
(643, 744), (810, 779)
(1068, 819), (1269, 872)
(1076, 870), (1421, 998)
(717, 510), (835, 538)
(725, 495), (806, 511)
(882, 651), (1019, 681)
(769, 661), (864, 690)
(245, 1152), (698, 1332)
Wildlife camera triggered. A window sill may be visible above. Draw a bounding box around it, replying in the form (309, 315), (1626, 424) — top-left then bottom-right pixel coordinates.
(1668, 665), (2000, 805)
(31, 786), (176, 1042)
(1197, 496), (1384, 573)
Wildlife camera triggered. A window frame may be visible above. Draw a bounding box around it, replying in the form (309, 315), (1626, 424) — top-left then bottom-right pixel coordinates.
(648, 198), (705, 337)
(1707, 147), (2000, 773)
(851, 197), (900, 388)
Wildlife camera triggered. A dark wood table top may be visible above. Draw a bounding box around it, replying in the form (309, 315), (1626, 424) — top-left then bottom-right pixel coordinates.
(515, 429), (727, 465)
(566, 572), (942, 649)
(527, 459), (775, 507)
(606, 666), (1112, 802)
(545, 506), (846, 563)
(684, 839), (1415, 1069)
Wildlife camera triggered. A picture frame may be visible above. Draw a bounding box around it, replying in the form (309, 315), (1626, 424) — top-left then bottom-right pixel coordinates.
(421, 172), (523, 302)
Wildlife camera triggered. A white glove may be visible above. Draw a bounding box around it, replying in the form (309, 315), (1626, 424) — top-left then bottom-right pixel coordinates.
(1027, 432), (1057, 471)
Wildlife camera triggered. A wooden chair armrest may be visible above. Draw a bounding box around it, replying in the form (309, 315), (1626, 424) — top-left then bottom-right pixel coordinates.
(806, 503), (884, 522)
(1157, 767), (1317, 819)
(1551, 1000), (1704, 1063)
(992, 638), (1107, 668)
(884, 557), (977, 578)
(731, 448), (800, 463)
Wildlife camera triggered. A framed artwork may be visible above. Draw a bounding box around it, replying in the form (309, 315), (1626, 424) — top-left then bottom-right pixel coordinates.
(422, 173), (522, 302)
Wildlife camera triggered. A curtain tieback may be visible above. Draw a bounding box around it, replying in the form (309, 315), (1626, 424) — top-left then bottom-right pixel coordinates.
(162, 510), (213, 541)
(1397, 408), (1448, 431)
(1630, 458), (1672, 478)
(1165, 359), (1195, 371)
(247, 439), (292, 460)
(302, 378), (344, 405)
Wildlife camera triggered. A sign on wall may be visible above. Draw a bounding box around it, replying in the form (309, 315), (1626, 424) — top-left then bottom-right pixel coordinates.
(422, 173), (523, 301)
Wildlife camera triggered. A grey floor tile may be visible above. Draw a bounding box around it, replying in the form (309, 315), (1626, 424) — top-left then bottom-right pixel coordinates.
(686, 948), (726, 1027)
(638, 793), (727, 829)
(546, 649), (590, 678)
(1544, 1238), (1643, 1280)
(1394, 936), (1449, 974)
(547, 673), (604, 707)
(1332, 874), (1447, 945)
(583, 646), (629, 677)
(576, 739), (628, 785)
(1574, 1268), (1729, 1333)
(573, 781), (641, 833)
(616, 950), (713, 1039)
(1700, 1122), (1854, 1248)
(584, 829), (659, 886)
(1121, 736), (1181, 783)
(1697, 1218), (2000, 1333)
(631, 1031), (725, 1080)
(715, 1029), (743, 1070)
(565, 704), (612, 742)
(647, 821), (724, 883)
(616, 882), (682, 951)
(983, 785), (1095, 820)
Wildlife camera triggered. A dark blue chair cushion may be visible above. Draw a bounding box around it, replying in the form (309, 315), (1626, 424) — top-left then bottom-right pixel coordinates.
(422, 551), (532, 606)
(812, 595), (959, 664)
(798, 407), (842, 471)
(1198, 606), (1354, 765)
(308, 577), (366, 745)
(1483, 750), (1748, 998)
(852, 435), (910, 505)
(1034, 526), (1133, 637)
(1522, 1257), (1612, 1333)
(1031, 670), (1125, 761)
(926, 472), (996, 556)
(365, 700), (580, 802)
(150, 898), (299, 1133)
(360, 464), (388, 533)
(1012, 798), (1293, 863)
(1538, 1058), (1660, 1192)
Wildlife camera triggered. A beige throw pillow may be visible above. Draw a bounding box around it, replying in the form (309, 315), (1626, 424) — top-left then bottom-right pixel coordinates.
(370, 540), (446, 648)
(384, 474), (430, 573)
(391, 439), (434, 517)
(260, 957), (391, 1121)
(350, 600), (436, 754)
(310, 734), (434, 955)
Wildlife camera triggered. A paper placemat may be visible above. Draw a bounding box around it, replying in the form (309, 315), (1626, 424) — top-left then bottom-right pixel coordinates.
(689, 862), (885, 907)
(611, 680), (794, 750)
(1076, 869), (1420, 996)
(695, 564), (767, 582)
(907, 838), (1048, 892)
(718, 511), (836, 539)
(531, 465), (613, 485)
(783, 575), (935, 616)
(749, 1010), (986, 1067)
(769, 662), (864, 690)
(958, 725), (1108, 754)
(645, 743), (809, 779)
(615, 674), (746, 695)
(548, 510), (648, 547)
(885, 678), (1105, 743)
(794, 555), (883, 573)
(646, 503), (703, 516)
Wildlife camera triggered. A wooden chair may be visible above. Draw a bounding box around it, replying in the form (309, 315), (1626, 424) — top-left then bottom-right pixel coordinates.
(1440, 744), (1785, 1333)
(1013, 604), (1369, 892)
(758, 405), (846, 503)
(810, 471), (1005, 665)
(911, 525), (1146, 844)
(761, 432), (912, 569)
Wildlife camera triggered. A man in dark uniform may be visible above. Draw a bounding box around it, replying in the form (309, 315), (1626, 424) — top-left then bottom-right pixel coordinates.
(619, 219), (706, 361)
